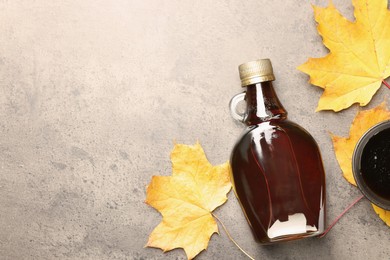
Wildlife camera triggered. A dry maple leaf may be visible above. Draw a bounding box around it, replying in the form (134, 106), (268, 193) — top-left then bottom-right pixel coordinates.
(331, 102), (390, 185)
(298, 0), (390, 112)
(145, 142), (231, 259)
(331, 101), (390, 226)
(373, 204), (390, 226)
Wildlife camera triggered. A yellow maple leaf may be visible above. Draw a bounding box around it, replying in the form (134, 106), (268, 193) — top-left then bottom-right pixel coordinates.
(331, 102), (390, 185)
(145, 142), (232, 259)
(298, 0), (390, 112)
(372, 204), (390, 226)
(331, 102), (390, 226)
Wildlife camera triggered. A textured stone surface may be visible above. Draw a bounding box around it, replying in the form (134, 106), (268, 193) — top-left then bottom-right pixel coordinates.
(0, 0), (389, 259)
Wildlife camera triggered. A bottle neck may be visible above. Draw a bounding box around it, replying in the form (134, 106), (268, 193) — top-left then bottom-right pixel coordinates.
(244, 81), (287, 125)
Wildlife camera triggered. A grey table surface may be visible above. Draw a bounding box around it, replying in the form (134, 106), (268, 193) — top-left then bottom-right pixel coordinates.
(0, 0), (389, 259)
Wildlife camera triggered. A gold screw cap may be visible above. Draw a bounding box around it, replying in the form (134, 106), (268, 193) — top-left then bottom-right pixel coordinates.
(238, 58), (275, 87)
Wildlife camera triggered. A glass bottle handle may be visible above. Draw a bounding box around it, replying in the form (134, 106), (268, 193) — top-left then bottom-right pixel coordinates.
(229, 92), (246, 122)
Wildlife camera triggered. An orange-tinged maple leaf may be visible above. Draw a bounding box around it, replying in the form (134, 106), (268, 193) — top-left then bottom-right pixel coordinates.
(145, 142), (232, 259)
(331, 102), (390, 185)
(298, 0), (390, 112)
(372, 204), (390, 226)
(331, 102), (390, 226)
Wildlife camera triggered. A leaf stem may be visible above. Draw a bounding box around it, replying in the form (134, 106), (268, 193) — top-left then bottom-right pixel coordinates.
(212, 213), (255, 260)
(382, 80), (390, 89)
(319, 194), (365, 238)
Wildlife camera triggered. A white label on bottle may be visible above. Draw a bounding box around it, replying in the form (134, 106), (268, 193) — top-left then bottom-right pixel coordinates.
(267, 213), (317, 239)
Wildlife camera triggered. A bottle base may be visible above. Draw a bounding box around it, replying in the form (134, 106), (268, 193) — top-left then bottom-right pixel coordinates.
(256, 230), (324, 245)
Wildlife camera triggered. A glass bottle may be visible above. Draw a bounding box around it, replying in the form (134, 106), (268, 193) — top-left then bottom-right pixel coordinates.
(229, 59), (326, 244)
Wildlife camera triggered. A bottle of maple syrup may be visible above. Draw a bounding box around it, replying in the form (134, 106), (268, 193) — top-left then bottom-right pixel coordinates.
(229, 59), (326, 244)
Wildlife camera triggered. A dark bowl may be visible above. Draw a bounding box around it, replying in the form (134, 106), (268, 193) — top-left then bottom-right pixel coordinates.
(352, 120), (390, 210)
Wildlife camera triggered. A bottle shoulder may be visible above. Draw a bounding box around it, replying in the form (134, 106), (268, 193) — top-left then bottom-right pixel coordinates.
(242, 120), (313, 136)
(233, 120), (319, 151)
